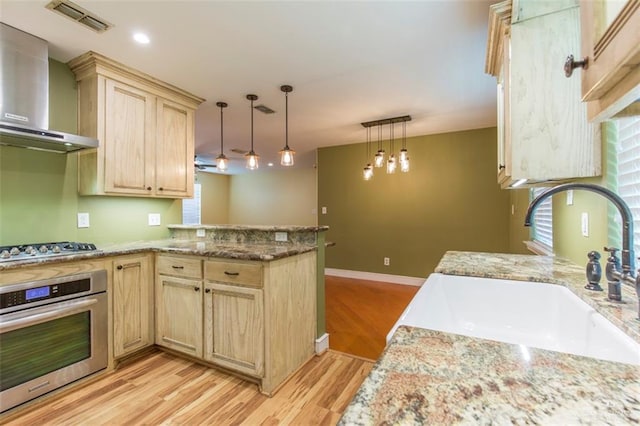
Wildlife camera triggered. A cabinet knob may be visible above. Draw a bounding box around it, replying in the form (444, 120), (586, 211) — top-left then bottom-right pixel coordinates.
(117, 265), (123, 270)
(146, 186), (152, 191)
(498, 164), (505, 170)
(564, 55), (588, 77)
(158, 187), (164, 191)
(205, 288), (211, 293)
(194, 286), (200, 292)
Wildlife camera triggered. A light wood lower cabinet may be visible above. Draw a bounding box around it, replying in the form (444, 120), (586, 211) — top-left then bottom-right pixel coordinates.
(155, 272), (203, 358)
(113, 254), (154, 359)
(204, 282), (264, 377)
(154, 252), (317, 395)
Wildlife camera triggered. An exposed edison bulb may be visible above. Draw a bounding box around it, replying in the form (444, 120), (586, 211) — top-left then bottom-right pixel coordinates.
(363, 164), (373, 181)
(387, 154), (397, 174)
(399, 148), (408, 163)
(400, 157), (410, 173)
(245, 152), (259, 170)
(374, 150), (385, 167)
(280, 147), (295, 166)
(216, 154), (228, 172)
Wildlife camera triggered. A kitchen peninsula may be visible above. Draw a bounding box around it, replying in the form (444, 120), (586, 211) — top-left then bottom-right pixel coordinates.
(339, 251), (640, 424)
(0, 225), (328, 413)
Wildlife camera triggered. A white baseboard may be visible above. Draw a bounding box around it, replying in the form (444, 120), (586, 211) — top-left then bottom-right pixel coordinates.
(325, 268), (425, 286)
(315, 333), (329, 354)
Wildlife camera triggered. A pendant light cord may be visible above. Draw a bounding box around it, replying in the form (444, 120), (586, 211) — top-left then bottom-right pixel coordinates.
(285, 91), (289, 149)
(220, 106), (224, 153)
(250, 98), (254, 151)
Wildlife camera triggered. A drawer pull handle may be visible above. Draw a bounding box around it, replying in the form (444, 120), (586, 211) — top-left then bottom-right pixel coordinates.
(205, 288), (211, 293)
(224, 271), (239, 276)
(172, 266), (184, 269)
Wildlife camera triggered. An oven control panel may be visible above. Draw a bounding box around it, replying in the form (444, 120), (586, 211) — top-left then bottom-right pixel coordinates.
(0, 278), (91, 310)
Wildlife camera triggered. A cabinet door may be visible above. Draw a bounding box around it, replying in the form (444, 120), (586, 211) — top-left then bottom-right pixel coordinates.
(510, 7), (600, 181)
(156, 275), (203, 357)
(580, 0), (640, 118)
(155, 98), (194, 198)
(204, 282), (264, 377)
(113, 254), (153, 358)
(104, 79), (155, 195)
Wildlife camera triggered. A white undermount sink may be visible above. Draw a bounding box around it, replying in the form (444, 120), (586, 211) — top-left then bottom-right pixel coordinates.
(388, 273), (640, 365)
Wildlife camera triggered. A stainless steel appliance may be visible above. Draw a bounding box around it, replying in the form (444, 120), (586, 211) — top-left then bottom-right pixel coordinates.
(0, 241), (98, 263)
(0, 23), (99, 152)
(0, 270), (107, 412)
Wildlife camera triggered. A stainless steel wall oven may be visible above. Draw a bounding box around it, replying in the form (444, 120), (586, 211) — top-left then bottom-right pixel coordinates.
(0, 270), (107, 412)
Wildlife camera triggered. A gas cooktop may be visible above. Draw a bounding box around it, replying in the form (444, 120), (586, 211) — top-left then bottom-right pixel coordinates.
(0, 241), (98, 262)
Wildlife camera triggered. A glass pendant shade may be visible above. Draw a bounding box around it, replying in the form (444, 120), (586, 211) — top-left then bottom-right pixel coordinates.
(399, 148), (408, 163)
(400, 157), (410, 173)
(280, 147), (295, 166)
(374, 150), (385, 167)
(387, 154), (397, 174)
(216, 154), (228, 171)
(245, 151), (259, 170)
(363, 164), (373, 180)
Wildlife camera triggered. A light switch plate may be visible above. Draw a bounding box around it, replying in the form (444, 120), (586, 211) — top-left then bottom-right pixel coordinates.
(148, 213), (161, 226)
(321, 207), (327, 214)
(196, 229), (206, 237)
(77, 212), (90, 228)
(581, 212), (589, 237)
(275, 232), (288, 242)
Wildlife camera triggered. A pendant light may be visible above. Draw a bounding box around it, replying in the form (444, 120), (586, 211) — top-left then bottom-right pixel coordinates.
(386, 122), (396, 174)
(279, 85), (295, 166)
(215, 101), (228, 172)
(363, 126), (373, 180)
(400, 120), (410, 173)
(374, 124), (385, 167)
(245, 94), (259, 170)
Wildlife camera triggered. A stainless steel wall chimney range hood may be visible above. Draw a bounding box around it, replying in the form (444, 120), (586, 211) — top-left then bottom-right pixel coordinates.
(0, 23), (98, 153)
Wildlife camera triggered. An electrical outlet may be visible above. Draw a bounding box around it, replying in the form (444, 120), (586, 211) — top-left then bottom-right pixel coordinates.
(148, 213), (161, 226)
(77, 212), (90, 228)
(321, 207), (327, 215)
(196, 229), (206, 237)
(275, 232), (288, 242)
(384, 257), (390, 266)
(581, 212), (589, 237)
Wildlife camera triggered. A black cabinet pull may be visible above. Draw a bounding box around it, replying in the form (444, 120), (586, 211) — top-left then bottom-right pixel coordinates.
(146, 186), (152, 191)
(564, 54), (588, 77)
(224, 271), (239, 276)
(205, 288), (211, 293)
(159, 187), (164, 191)
(172, 265), (184, 269)
(194, 287), (200, 292)
(116, 265), (123, 270)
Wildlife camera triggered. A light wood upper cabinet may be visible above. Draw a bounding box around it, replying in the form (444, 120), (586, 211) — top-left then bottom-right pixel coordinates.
(486, 1), (601, 188)
(68, 52), (204, 198)
(113, 254), (154, 359)
(579, 0), (640, 120)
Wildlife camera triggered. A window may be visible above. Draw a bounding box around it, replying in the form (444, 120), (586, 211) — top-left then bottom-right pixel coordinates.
(530, 187), (553, 251)
(608, 116), (640, 257)
(182, 183), (201, 225)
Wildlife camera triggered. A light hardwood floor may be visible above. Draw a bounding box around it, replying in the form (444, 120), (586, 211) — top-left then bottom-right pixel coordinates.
(4, 350), (373, 425)
(325, 276), (419, 360)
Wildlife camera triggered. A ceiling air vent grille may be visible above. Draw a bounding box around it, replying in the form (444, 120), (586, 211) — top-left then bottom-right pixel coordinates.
(46, 0), (113, 33)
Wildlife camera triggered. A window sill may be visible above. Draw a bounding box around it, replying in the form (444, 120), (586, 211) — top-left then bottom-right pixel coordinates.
(524, 240), (554, 256)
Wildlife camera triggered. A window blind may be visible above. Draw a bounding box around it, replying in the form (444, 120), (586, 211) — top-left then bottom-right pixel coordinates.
(615, 116), (640, 256)
(531, 187), (553, 249)
(182, 183), (201, 225)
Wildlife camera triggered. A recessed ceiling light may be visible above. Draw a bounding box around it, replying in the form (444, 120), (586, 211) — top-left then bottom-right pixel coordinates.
(133, 32), (150, 44)
(268, 162), (274, 167)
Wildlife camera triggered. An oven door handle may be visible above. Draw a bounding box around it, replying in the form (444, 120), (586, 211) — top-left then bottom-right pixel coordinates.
(0, 298), (99, 333)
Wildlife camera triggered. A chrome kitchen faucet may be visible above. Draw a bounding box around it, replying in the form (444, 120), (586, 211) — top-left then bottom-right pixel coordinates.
(524, 183), (640, 320)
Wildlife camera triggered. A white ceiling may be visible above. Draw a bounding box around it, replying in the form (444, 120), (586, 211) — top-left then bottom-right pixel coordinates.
(1, 0), (497, 174)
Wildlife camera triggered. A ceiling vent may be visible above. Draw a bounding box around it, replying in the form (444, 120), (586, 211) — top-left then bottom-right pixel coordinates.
(46, 0), (113, 33)
(254, 104), (276, 114)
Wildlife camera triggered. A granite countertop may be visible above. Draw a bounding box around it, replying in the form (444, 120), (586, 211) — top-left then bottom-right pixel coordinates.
(340, 326), (640, 425)
(340, 251), (640, 425)
(0, 239), (318, 271)
(167, 224), (329, 232)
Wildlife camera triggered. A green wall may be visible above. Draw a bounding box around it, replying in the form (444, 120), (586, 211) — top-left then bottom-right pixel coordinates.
(0, 59), (181, 246)
(198, 171), (230, 224)
(318, 127), (512, 278)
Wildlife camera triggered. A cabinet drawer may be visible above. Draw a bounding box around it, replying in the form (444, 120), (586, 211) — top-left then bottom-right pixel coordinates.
(157, 255), (202, 279)
(204, 259), (263, 288)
